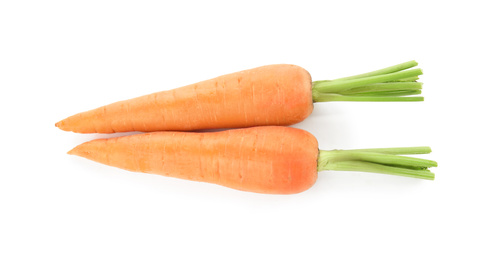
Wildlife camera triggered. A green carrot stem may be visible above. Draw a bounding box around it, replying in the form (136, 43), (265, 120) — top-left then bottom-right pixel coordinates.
(311, 61), (425, 102)
(332, 60), (418, 81)
(346, 146), (432, 155)
(345, 90), (422, 97)
(317, 147), (436, 180)
(382, 164), (428, 171)
(313, 68), (423, 93)
(312, 93), (424, 102)
(339, 82), (422, 95)
(322, 150), (437, 168)
(324, 161), (435, 180)
(390, 76), (419, 82)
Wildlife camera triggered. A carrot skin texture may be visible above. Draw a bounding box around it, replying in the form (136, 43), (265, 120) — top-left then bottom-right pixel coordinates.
(68, 126), (319, 194)
(56, 65), (313, 133)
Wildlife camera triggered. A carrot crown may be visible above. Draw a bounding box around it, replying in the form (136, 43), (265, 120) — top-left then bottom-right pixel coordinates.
(312, 60), (424, 102)
(317, 146), (437, 180)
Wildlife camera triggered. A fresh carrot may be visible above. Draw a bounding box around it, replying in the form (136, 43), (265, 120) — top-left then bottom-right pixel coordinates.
(56, 61), (424, 133)
(67, 126), (437, 194)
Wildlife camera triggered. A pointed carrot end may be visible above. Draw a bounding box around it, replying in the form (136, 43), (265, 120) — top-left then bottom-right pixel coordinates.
(67, 144), (83, 156)
(66, 140), (102, 159)
(67, 147), (76, 156)
(55, 116), (85, 133)
(67, 143), (89, 157)
(55, 120), (64, 129)
(54, 112), (110, 134)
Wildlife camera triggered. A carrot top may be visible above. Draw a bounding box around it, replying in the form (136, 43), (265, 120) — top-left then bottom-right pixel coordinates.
(318, 146), (437, 180)
(312, 60), (425, 102)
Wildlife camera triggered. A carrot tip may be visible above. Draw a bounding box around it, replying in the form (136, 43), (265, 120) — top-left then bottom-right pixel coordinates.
(67, 145), (82, 156)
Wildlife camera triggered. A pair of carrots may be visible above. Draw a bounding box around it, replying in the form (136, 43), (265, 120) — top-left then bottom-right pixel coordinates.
(57, 61), (436, 194)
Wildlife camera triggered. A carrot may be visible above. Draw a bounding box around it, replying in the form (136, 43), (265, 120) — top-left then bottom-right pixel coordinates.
(67, 126), (437, 194)
(56, 61), (424, 133)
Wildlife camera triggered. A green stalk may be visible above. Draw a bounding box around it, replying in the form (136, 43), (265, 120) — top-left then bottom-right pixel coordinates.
(317, 147), (437, 180)
(390, 76), (419, 82)
(333, 60), (418, 81)
(312, 93), (424, 102)
(324, 161), (435, 180)
(311, 61), (425, 102)
(347, 146), (432, 155)
(323, 150), (437, 168)
(345, 90), (422, 97)
(339, 82), (422, 95)
(313, 68), (423, 93)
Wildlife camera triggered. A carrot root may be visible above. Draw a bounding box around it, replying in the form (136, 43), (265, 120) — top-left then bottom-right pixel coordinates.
(55, 64), (313, 133)
(66, 126), (320, 194)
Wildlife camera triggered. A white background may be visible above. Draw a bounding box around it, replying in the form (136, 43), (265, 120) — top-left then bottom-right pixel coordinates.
(1, 1), (481, 259)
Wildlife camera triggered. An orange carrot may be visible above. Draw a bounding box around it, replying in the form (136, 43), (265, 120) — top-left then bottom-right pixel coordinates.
(68, 126), (437, 194)
(56, 61), (425, 133)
